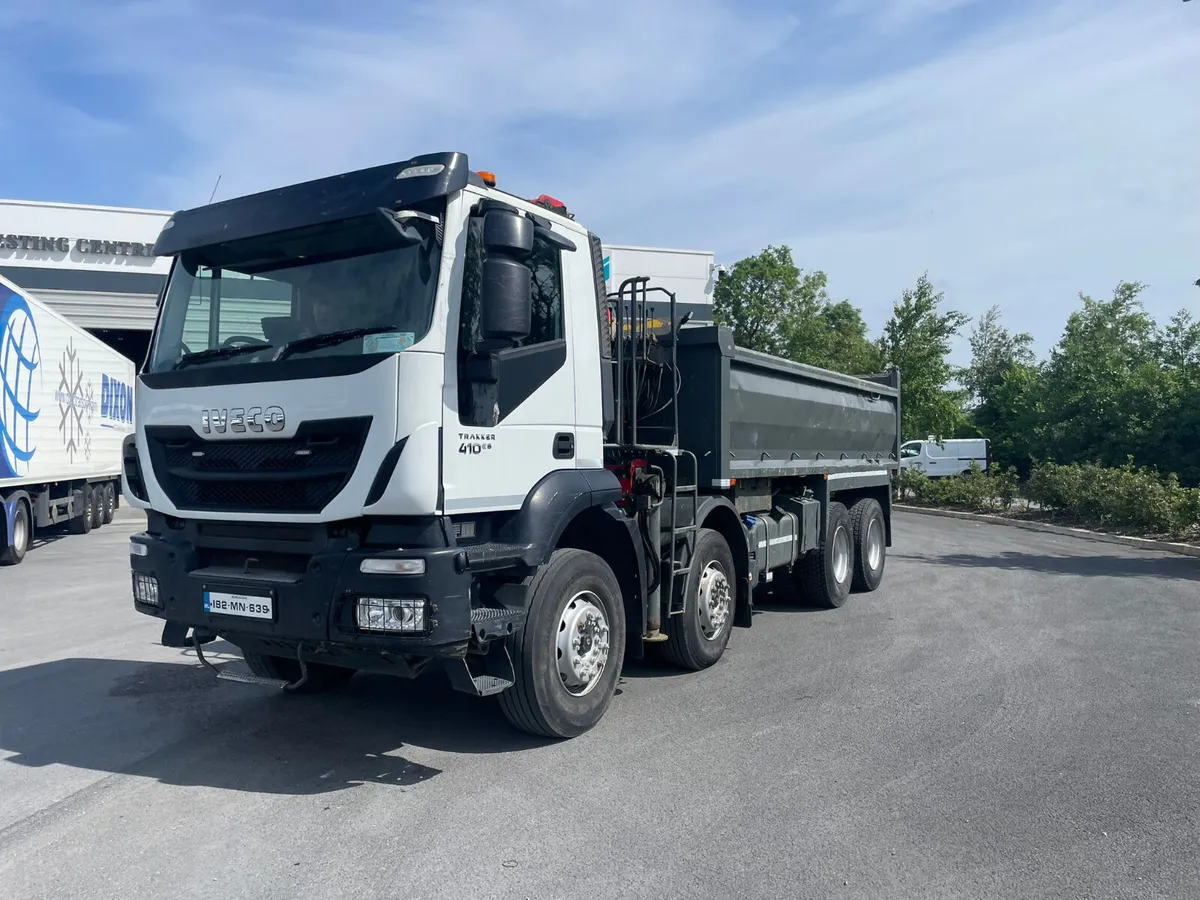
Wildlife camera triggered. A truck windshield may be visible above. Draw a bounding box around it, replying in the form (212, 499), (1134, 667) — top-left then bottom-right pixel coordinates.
(147, 214), (440, 373)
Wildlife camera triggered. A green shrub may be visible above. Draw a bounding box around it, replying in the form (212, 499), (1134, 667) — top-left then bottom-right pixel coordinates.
(895, 463), (1021, 512)
(1026, 460), (1200, 536)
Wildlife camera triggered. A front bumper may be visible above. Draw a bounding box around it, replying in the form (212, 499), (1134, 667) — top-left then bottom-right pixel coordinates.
(129, 518), (477, 673)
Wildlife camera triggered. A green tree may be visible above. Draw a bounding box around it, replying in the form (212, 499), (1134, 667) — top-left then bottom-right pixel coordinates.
(877, 273), (969, 440)
(1038, 281), (1158, 467)
(962, 306), (1040, 474)
(712, 244), (811, 357)
(962, 305), (1036, 406)
(813, 299), (885, 375)
(713, 245), (881, 375)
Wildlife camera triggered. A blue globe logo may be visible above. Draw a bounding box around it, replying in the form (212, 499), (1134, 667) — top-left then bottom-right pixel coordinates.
(0, 287), (42, 480)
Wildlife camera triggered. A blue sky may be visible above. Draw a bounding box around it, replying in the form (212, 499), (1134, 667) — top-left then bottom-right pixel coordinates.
(1, 0), (1197, 364)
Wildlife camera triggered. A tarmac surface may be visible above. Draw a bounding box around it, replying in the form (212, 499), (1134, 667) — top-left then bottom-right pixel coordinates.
(1, 507), (1198, 899)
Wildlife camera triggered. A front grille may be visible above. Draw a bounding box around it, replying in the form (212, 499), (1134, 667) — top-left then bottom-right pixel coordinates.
(145, 416), (372, 514)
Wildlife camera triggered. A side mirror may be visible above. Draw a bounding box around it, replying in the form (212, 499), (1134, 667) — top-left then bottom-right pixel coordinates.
(480, 258), (532, 341)
(480, 208), (534, 342)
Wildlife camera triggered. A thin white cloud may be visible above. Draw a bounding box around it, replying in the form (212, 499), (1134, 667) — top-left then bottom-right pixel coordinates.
(13, 0), (1198, 363)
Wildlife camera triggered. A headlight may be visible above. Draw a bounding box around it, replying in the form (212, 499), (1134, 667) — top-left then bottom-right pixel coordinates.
(355, 597), (429, 633)
(132, 572), (161, 607)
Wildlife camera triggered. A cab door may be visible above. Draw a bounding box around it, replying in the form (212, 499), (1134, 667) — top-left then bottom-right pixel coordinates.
(441, 206), (577, 514)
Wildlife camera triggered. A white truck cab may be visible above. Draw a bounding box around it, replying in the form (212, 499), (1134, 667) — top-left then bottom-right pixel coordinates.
(899, 437), (990, 478)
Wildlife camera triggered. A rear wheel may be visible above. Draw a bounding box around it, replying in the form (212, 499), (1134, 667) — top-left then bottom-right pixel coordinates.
(1, 500), (31, 566)
(794, 501), (853, 609)
(89, 487), (104, 529)
(101, 483), (116, 525)
(849, 498), (886, 592)
(242, 651), (357, 694)
(662, 527), (736, 670)
(498, 548), (626, 739)
(68, 487), (93, 535)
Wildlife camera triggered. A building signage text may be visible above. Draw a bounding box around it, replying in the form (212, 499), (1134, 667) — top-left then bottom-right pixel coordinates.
(1, 233), (157, 258)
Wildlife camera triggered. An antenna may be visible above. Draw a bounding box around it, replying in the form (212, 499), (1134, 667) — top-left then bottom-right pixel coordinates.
(207, 175), (223, 205)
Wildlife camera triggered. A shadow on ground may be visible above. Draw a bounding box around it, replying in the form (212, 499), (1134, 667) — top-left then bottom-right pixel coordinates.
(0, 647), (559, 798)
(0, 639), (715, 797)
(895, 551), (1200, 582)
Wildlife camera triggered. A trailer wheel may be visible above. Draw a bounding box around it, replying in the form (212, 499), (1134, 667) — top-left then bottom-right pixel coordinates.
(1, 499), (31, 566)
(68, 487), (93, 535)
(242, 652), (356, 694)
(794, 501), (853, 609)
(849, 498), (886, 592)
(661, 527), (736, 670)
(498, 548), (626, 739)
(90, 487), (104, 529)
(101, 483), (116, 525)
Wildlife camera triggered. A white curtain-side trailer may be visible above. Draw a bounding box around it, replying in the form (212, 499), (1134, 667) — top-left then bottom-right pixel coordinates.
(0, 272), (135, 564)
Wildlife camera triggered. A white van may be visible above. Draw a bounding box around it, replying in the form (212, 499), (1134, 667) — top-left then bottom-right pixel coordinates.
(899, 437), (989, 478)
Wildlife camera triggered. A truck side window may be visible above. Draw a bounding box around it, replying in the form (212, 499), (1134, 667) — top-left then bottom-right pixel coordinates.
(527, 235), (564, 345)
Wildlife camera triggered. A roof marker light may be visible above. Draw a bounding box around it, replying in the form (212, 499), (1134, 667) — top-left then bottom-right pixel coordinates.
(395, 163), (446, 180)
(477, 171), (497, 187)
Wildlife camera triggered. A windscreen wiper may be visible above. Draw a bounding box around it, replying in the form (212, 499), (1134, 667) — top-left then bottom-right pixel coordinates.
(271, 325), (401, 362)
(175, 343), (269, 370)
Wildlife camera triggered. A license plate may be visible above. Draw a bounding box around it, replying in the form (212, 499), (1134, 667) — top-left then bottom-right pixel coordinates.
(203, 590), (274, 620)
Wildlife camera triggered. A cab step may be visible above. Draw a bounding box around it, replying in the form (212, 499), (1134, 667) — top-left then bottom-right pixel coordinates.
(193, 636), (296, 691)
(216, 669), (290, 690)
(446, 644), (516, 697)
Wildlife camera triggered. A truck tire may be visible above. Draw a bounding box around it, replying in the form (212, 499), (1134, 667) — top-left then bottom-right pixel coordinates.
(794, 501), (853, 609)
(90, 487), (104, 530)
(849, 498), (886, 592)
(101, 483), (116, 525)
(242, 651), (356, 694)
(1, 500), (31, 566)
(498, 548), (627, 740)
(661, 527), (736, 670)
(68, 487), (93, 535)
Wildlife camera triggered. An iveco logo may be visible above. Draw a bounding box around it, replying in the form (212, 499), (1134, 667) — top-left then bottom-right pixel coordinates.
(200, 406), (285, 434)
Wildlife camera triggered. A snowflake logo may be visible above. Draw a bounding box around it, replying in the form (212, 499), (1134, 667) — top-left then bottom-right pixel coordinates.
(57, 339), (88, 464)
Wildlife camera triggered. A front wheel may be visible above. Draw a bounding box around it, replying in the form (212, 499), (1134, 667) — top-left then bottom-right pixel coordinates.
(498, 548), (627, 739)
(794, 501), (854, 609)
(661, 527), (736, 670)
(1, 499), (31, 566)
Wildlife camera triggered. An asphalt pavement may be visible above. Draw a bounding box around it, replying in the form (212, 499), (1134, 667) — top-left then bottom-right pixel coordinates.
(1, 509), (1198, 899)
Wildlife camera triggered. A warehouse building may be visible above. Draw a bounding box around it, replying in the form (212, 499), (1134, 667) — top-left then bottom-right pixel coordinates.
(0, 199), (171, 365)
(1, 198), (718, 367)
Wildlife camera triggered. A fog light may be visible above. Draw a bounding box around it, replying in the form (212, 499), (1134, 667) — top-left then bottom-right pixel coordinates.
(360, 557), (425, 576)
(132, 572), (161, 608)
(355, 597), (428, 633)
(129, 539), (149, 557)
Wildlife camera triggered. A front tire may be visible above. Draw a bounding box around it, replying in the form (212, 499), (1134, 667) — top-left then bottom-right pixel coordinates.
(849, 498), (886, 592)
(242, 652), (356, 694)
(662, 527), (736, 670)
(1, 500), (31, 566)
(498, 548), (627, 739)
(794, 501), (853, 609)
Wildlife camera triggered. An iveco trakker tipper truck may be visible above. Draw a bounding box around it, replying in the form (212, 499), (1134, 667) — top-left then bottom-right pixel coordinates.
(124, 152), (901, 739)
